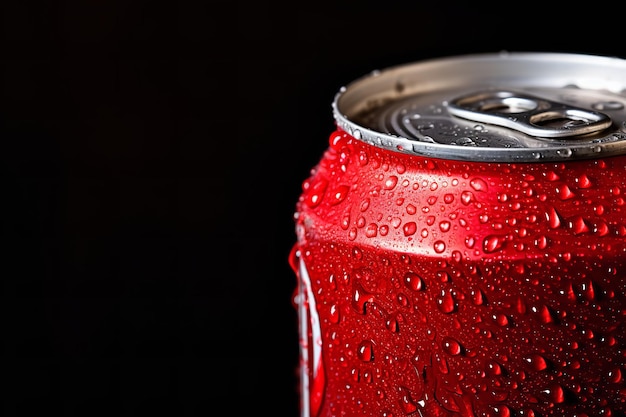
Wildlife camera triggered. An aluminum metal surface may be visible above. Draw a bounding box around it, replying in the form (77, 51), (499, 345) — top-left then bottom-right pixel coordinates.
(332, 52), (626, 162)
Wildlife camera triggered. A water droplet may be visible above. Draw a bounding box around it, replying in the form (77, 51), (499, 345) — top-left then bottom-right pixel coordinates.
(609, 367), (623, 383)
(545, 171), (560, 181)
(404, 271), (425, 291)
(536, 304), (556, 324)
(557, 148), (572, 158)
(403, 222), (417, 236)
(456, 136), (476, 146)
(493, 313), (509, 327)
(565, 282), (576, 302)
(556, 184), (575, 200)
(491, 405), (511, 417)
(519, 408), (538, 417)
(485, 358), (502, 376)
(534, 235), (548, 249)
(542, 383), (566, 403)
(545, 207), (562, 229)
(437, 271), (452, 283)
(433, 240), (446, 253)
(470, 178), (488, 192)
(352, 283), (374, 314)
(384, 175), (398, 190)
(593, 100), (624, 110)
(569, 216), (590, 235)
(358, 150), (369, 166)
(350, 367), (360, 382)
(385, 314), (399, 332)
(472, 288), (486, 305)
(437, 290), (456, 313)
(329, 304), (340, 323)
(592, 202), (606, 216)
(305, 179), (328, 208)
(397, 293), (409, 307)
(329, 185), (350, 205)
(580, 279), (596, 301)
(406, 204), (417, 215)
(358, 199), (370, 213)
(442, 336), (462, 355)
(357, 340), (374, 362)
(593, 220), (609, 236)
(398, 386), (419, 414)
(341, 212), (351, 230)
(357, 215), (368, 229)
(365, 223), (378, 238)
(525, 353), (549, 371)
(483, 235), (505, 253)
(577, 174), (592, 188)
(328, 130), (349, 149)
(461, 191), (474, 205)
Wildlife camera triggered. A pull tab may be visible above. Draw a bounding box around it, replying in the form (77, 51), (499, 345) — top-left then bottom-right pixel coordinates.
(447, 90), (612, 138)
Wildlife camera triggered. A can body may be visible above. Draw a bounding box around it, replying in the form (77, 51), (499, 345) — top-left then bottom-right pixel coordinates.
(290, 53), (626, 417)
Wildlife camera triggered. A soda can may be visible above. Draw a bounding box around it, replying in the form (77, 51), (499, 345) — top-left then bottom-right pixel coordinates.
(289, 52), (626, 417)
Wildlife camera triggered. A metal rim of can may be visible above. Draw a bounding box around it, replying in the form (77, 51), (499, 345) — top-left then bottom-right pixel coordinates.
(332, 51), (626, 162)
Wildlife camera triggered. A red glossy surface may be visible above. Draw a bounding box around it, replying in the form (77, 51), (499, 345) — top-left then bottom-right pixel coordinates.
(291, 129), (626, 416)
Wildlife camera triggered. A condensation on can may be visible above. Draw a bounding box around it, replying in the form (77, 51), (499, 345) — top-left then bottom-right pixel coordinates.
(291, 51), (626, 417)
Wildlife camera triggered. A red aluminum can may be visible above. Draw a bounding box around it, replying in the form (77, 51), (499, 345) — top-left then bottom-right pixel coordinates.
(289, 52), (626, 417)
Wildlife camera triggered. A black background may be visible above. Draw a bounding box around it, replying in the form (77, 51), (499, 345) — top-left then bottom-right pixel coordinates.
(2, 1), (625, 416)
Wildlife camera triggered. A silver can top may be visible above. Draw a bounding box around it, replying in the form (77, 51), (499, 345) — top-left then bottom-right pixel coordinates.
(333, 52), (626, 162)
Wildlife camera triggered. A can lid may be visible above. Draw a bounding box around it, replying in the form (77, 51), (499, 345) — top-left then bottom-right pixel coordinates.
(333, 52), (626, 162)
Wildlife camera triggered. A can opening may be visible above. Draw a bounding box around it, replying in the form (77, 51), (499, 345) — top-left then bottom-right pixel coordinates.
(479, 96), (538, 114)
(530, 109), (603, 131)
